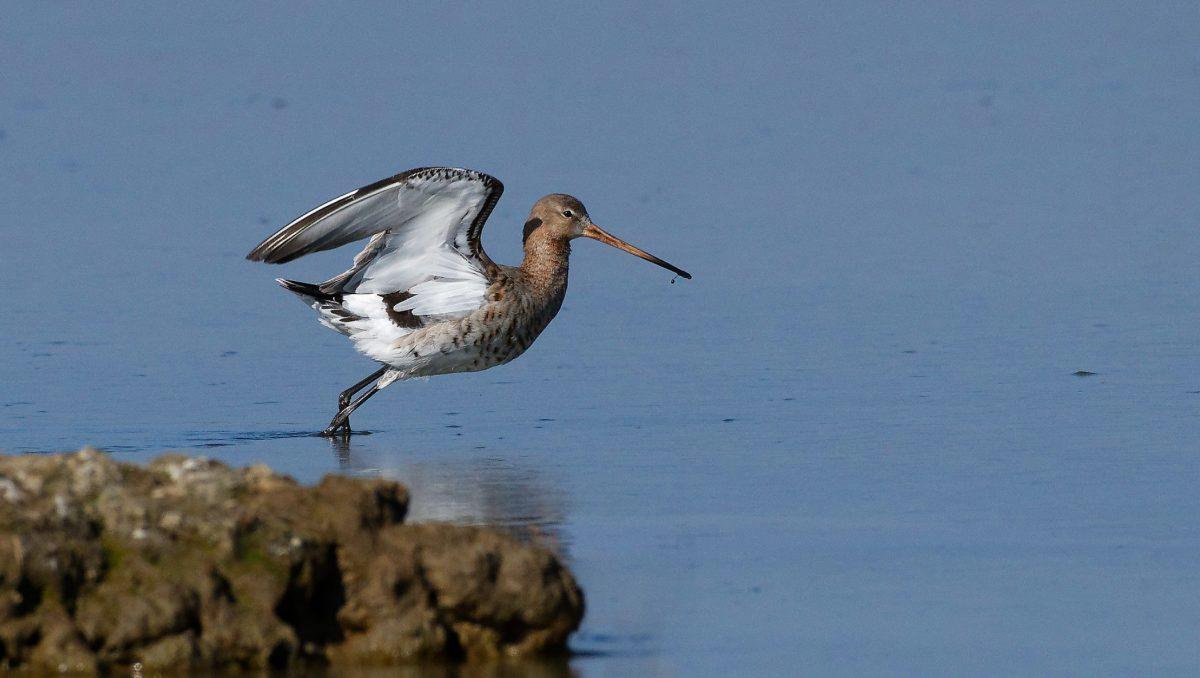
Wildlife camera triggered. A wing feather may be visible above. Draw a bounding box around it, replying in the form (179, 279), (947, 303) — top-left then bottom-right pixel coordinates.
(247, 167), (502, 268)
(248, 167), (505, 323)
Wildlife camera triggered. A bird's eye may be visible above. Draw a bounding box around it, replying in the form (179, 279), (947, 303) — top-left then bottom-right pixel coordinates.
(562, 210), (574, 218)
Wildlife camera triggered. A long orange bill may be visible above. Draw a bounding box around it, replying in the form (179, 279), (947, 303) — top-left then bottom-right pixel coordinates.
(582, 224), (692, 279)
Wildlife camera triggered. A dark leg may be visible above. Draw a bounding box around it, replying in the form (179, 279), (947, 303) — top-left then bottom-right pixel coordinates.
(320, 366), (387, 437)
(338, 366), (388, 410)
(321, 383), (383, 437)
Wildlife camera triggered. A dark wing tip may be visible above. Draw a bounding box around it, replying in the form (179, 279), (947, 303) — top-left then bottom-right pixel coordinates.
(245, 243), (290, 264)
(246, 226), (291, 264)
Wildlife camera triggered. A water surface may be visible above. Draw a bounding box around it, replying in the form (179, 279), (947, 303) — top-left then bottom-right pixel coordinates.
(2, 3), (1198, 675)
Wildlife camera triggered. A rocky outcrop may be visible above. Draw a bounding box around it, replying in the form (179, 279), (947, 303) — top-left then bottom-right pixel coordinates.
(0, 450), (582, 673)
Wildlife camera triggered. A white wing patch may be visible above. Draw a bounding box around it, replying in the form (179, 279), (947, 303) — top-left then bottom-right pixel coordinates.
(303, 292), (420, 364)
(398, 277), (487, 317)
(337, 174), (494, 297)
(249, 167), (503, 327)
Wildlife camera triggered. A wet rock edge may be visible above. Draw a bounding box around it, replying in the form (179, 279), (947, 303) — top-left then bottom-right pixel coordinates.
(0, 449), (583, 672)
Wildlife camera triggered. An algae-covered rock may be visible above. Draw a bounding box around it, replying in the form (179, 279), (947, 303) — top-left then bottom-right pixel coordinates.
(0, 449), (583, 673)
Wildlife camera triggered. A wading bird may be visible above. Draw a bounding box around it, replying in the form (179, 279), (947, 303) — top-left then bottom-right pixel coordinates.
(247, 167), (691, 436)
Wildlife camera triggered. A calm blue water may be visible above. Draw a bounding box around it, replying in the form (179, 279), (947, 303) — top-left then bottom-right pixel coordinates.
(3, 3), (1199, 675)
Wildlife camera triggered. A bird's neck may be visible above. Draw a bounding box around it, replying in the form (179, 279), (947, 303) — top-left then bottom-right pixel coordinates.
(519, 234), (571, 296)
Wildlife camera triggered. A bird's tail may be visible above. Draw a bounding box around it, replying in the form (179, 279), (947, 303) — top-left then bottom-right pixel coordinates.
(276, 278), (333, 302)
(276, 278), (365, 337)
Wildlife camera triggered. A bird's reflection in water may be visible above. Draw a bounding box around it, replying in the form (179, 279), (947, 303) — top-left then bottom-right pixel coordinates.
(328, 435), (570, 555)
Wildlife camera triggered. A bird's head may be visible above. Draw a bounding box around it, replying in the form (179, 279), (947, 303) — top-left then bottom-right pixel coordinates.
(523, 194), (691, 279)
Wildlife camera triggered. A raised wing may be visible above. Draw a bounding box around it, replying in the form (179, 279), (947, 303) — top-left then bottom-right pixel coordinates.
(248, 167), (504, 322)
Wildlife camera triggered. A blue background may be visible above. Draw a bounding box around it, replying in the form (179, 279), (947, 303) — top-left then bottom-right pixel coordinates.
(2, 3), (1198, 675)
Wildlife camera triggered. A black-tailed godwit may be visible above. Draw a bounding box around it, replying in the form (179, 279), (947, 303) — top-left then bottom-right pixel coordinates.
(247, 167), (691, 436)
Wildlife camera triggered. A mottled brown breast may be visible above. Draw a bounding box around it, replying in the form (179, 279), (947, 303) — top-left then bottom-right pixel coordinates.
(469, 269), (567, 367)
